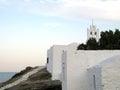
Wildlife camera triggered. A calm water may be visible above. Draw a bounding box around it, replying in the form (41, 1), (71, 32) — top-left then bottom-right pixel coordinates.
(0, 72), (16, 83)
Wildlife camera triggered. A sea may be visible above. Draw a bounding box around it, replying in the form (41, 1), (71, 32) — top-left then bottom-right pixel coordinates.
(0, 72), (16, 83)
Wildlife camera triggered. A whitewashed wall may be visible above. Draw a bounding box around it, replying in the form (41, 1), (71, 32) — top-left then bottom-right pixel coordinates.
(46, 43), (78, 80)
(101, 56), (120, 90)
(89, 56), (120, 90)
(88, 65), (102, 90)
(46, 49), (53, 74)
(62, 50), (120, 90)
(62, 51), (67, 90)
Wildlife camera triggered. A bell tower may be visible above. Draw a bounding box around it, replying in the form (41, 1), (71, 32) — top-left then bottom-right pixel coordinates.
(87, 20), (100, 42)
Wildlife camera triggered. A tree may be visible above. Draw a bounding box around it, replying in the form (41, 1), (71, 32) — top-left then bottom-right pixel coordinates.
(99, 31), (107, 49)
(114, 29), (120, 49)
(77, 43), (87, 50)
(78, 29), (120, 50)
(100, 30), (114, 49)
(86, 38), (99, 50)
(106, 30), (114, 49)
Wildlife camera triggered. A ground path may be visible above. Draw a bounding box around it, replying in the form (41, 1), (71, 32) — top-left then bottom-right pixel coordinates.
(0, 66), (44, 90)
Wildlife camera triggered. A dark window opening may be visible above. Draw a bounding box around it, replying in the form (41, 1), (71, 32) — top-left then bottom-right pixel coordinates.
(95, 32), (97, 35)
(90, 32), (92, 35)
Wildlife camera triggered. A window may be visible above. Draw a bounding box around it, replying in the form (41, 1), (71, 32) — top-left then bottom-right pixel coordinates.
(94, 32), (97, 35)
(90, 32), (92, 35)
(47, 57), (49, 64)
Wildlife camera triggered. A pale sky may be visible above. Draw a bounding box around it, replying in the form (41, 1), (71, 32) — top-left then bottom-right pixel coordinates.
(0, 0), (120, 72)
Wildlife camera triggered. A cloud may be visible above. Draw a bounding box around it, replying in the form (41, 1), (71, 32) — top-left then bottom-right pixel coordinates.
(43, 22), (61, 28)
(0, 0), (120, 21)
(58, 0), (120, 21)
(23, 0), (31, 2)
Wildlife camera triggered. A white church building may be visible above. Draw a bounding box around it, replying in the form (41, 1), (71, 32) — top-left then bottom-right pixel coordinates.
(46, 23), (120, 90)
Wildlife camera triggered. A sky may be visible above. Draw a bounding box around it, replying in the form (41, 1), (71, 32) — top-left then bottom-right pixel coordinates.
(0, 0), (120, 72)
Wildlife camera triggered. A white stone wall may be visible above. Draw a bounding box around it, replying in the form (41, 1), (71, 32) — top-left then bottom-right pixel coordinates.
(62, 50), (89, 90)
(101, 56), (120, 90)
(88, 65), (102, 90)
(89, 56), (120, 90)
(46, 49), (53, 74)
(46, 43), (78, 80)
(62, 50), (120, 90)
(62, 51), (67, 90)
(47, 45), (66, 80)
(52, 45), (67, 80)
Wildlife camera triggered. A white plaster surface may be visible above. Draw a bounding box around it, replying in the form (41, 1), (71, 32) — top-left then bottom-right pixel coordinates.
(89, 56), (120, 90)
(46, 43), (78, 80)
(101, 56), (120, 90)
(62, 50), (120, 90)
(62, 51), (67, 90)
(47, 49), (53, 74)
(88, 64), (102, 90)
(0, 66), (44, 90)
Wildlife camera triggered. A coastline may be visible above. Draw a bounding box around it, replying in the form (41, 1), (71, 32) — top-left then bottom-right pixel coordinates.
(0, 66), (61, 90)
